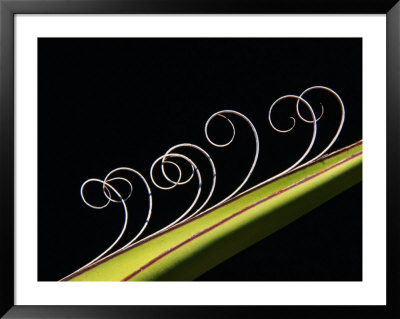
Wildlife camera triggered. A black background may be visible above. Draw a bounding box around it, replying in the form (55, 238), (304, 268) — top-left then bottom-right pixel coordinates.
(38, 38), (362, 281)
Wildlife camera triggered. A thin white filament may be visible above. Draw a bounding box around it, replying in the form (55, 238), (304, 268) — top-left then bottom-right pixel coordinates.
(61, 168), (153, 281)
(63, 178), (129, 279)
(103, 167), (153, 248)
(150, 152), (202, 232)
(267, 95), (317, 181)
(70, 85), (346, 279)
(296, 86), (345, 165)
(126, 144), (216, 248)
(164, 143), (217, 219)
(204, 110), (260, 207)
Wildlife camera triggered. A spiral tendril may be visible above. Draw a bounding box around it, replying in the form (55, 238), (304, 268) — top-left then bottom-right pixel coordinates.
(267, 95), (317, 180)
(76, 178), (128, 274)
(205, 110), (260, 208)
(62, 168), (153, 280)
(297, 86), (345, 165)
(65, 85), (346, 281)
(150, 152), (202, 228)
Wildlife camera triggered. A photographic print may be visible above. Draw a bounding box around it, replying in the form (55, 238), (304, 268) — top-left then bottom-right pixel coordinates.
(38, 38), (362, 282)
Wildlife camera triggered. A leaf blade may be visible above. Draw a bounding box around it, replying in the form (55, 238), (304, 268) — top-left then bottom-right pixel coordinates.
(66, 141), (362, 281)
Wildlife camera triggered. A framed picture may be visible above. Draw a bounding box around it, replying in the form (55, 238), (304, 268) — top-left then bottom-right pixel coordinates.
(1, 0), (399, 318)
(37, 36), (363, 283)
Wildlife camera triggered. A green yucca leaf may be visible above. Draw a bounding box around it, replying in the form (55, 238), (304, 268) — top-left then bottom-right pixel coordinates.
(64, 141), (362, 281)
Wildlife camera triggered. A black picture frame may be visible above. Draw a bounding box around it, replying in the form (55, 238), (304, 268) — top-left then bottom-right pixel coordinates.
(1, 0), (398, 318)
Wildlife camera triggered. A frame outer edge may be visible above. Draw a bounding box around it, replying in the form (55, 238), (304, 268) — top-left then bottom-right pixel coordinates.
(0, 0), (15, 317)
(387, 1), (400, 317)
(1, 0), (400, 14)
(1, 0), (399, 318)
